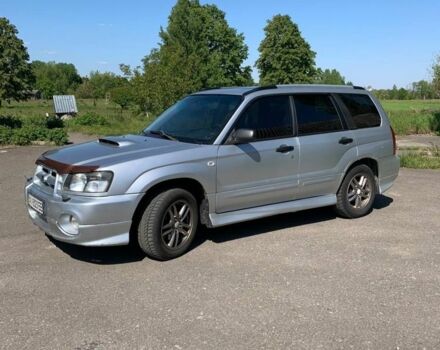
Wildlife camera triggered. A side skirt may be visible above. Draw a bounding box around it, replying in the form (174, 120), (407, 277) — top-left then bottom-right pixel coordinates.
(209, 194), (337, 228)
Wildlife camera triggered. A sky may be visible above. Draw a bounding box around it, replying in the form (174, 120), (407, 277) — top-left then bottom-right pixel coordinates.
(1, 0), (439, 89)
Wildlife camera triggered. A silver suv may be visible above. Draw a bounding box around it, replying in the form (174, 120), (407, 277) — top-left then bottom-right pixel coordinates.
(25, 85), (399, 260)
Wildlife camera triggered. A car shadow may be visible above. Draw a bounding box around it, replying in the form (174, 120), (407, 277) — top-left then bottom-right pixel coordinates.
(193, 194), (393, 248)
(49, 194), (393, 265)
(48, 237), (147, 265)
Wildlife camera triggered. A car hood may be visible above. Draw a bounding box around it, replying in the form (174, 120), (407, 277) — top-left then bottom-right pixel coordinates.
(41, 134), (201, 168)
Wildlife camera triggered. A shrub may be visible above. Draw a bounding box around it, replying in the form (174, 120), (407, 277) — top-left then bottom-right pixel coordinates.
(21, 126), (48, 141)
(0, 125), (12, 144)
(46, 128), (68, 145)
(69, 113), (108, 126)
(0, 123), (68, 146)
(22, 115), (47, 128)
(21, 115), (64, 129)
(9, 128), (32, 145)
(46, 115), (64, 129)
(0, 115), (22, 129)
(430, 112), (440, 135)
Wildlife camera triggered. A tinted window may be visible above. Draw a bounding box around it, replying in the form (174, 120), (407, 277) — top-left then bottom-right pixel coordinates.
(234, 95), (293, 140)
(294, 94), (343, 135)
(339, 93), (381, 128)
(145, 94), (242, 144)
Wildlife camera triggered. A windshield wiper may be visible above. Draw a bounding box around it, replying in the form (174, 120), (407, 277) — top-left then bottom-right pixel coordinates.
(145, 129), (178, 141)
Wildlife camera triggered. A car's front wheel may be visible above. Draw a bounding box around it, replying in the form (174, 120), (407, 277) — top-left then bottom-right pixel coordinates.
(335, 164), (376, 218)
(137, 188), (198, 260)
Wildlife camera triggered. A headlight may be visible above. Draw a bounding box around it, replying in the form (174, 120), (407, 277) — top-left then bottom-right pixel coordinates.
(64, 171), (113, 193)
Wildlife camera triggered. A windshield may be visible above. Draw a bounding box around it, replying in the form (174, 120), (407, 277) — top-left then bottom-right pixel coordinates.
(144, 94), (243, 144)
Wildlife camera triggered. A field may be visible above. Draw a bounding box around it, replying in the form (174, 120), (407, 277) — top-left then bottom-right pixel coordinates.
(381, 99), (440, 111)
(0, 99), (148, 136)
(1, 98), (440, 137)
(381, 99), (440, 135)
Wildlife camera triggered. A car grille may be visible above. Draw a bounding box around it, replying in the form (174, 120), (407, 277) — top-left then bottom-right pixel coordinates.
(34, 166), (57, 190)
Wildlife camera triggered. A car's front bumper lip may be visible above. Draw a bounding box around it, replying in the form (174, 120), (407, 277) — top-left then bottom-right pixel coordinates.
(25, 181), (143, 246)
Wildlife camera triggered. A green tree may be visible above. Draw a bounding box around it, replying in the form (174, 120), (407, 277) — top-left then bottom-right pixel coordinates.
(397, 87), (409, 100)
(75, 77), (93, 99)
(432, 55), (440, 98)
(86, 71), (127, 101)
(315, 68), (346, 85)
(411, 80), (434, 99)
(31, 61), (82, 98)
(389, 84), (399, 99)
(256, 15), (316, 85)
(110, 85), (133, 111)
(372, 89), (390, 100)
(0, 17), (34, 107)
(136, 0), (252, 114)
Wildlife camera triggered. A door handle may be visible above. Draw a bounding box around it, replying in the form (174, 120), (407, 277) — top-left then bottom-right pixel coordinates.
(276, 145), (294, 153)
(339, 137), (353, 145)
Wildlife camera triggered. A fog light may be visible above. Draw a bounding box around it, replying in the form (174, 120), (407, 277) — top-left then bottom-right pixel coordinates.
(58, 214), (79, 236)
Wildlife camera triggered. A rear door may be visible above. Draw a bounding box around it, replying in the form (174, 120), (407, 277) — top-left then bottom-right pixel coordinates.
(216, 95), (300, 213)
(293, 94), (358, 198)
(336, 93), (389, 156)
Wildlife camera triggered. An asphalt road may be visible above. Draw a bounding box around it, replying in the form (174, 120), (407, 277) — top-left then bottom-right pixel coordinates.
(1, 144), (439, 349)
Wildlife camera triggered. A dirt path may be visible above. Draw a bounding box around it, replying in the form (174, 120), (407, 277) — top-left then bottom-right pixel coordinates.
(397, 134), (440, 148)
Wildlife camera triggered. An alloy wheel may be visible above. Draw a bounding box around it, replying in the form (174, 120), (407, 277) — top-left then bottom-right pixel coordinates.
(160, 200), (193, 249)
(346, 174), (372, 209)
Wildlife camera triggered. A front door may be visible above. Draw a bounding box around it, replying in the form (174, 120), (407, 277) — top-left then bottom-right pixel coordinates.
(216, 95), (300, 213)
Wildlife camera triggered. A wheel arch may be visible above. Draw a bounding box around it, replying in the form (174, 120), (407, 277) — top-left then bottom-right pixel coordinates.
(129, 177), (207, 244)
(338, 157), (379, 192)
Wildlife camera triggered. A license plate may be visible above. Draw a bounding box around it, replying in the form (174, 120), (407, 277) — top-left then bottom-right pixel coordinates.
(28, 194), (44, 215)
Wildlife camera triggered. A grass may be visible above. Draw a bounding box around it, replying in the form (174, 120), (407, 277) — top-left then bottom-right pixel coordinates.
(1, 98), (440, 136)
(399, 145), (440, 169)
(381, 99), (440, 135)
(381, 99), (440, 112)
(400, 153), (440, 169)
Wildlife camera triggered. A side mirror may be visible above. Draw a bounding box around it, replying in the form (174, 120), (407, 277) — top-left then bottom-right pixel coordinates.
(230, 128), (255, 144)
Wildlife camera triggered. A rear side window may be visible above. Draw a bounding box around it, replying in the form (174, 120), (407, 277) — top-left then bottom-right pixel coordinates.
(235, 95), (293, 140)
(294, 94), (343, 135)
(339, 93), (381, 128)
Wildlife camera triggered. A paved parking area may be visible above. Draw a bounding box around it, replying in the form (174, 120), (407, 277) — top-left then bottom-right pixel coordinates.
(0, 144), (439, 349)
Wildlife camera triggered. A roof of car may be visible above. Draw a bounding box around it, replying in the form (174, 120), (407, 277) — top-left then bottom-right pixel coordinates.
(192, 84), (367, 96)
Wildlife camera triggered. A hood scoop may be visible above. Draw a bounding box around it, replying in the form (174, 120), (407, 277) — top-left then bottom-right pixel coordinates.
(97, 137), (135, 147)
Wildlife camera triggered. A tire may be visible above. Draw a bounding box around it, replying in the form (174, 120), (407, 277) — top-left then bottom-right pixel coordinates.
(137, 188), (198, 260)
(335, 164), (376, 219)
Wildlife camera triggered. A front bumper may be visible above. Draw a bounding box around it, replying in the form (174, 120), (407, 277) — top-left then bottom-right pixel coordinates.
(25, 181), (143, 246)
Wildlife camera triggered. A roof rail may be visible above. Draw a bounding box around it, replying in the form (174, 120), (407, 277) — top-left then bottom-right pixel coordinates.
(199, 86), (222, 92)
(353, 86), (365, 90)
(243, 85), (278, 96)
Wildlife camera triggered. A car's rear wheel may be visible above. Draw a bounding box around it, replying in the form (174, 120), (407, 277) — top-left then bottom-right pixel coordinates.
(137, 188), (198, 260)
(335, 164), (376, 218)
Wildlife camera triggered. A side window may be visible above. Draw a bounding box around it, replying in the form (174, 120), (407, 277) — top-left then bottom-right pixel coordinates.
(339, 93), (381, 128)
(235, 95), (293, 140)
(294, 94), (343, 135)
